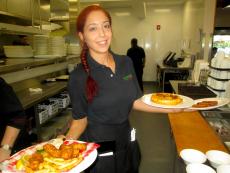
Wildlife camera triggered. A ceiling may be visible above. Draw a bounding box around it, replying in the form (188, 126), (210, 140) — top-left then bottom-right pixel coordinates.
(216, 0), (230, 8)
(79, 0), (187, 8)
(66, 0), (229, 23)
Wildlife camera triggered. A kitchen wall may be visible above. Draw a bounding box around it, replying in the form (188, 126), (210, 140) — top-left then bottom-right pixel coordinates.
(106, 0), (205, 81)
(109, 5), (183, 81)
(182, 0), (204, 54)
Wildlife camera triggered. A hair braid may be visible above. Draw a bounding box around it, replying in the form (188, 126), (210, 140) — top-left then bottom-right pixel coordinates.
(80, 43), (89, 73)
(80, 43), (98, 103)
(77, 5), (111, 103)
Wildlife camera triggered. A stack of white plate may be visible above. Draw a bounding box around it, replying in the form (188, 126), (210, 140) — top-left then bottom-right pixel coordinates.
(48, 36), (66, 57)
(67, 44), (81, 55)
(33, 35), (49, 56)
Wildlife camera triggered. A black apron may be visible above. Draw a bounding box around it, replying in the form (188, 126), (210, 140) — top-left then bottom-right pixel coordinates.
(82, 120), (141, 173)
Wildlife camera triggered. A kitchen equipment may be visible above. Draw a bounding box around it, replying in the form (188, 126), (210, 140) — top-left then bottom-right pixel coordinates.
(192, 60), (209, 83)
(178, 83), (216, 100)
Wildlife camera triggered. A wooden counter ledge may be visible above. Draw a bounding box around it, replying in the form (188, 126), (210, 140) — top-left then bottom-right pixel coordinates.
(168, 111), (228, 154)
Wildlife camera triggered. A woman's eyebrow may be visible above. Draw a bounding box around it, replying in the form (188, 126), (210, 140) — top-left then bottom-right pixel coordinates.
(87, 20), (110, 27)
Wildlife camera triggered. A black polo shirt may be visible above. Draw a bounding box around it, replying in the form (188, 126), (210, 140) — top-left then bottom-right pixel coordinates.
(68, 51), (142, 124)
(0, 77), (26, 141)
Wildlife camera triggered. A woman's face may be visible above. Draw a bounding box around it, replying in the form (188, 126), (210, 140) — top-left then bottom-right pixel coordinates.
(79, 10), (112, 56)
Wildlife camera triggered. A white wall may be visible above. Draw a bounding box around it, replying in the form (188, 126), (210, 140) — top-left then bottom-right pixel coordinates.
(109, 5), (183, 81)
(182, 0), (204, 54)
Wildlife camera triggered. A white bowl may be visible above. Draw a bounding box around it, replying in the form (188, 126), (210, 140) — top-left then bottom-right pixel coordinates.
(180, 149), (207, 165)
(3, 46), (33, 58)
(186, 163), (216, 173)
(217, 165), (230, 173)
(206, 150), (230, 168)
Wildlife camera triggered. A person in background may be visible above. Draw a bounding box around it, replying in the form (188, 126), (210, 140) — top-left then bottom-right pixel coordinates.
(127, 38), (146, 91)
(0, 77), (27, 162)
(64, 5), (189, 173)
(12, 35), (29, 45)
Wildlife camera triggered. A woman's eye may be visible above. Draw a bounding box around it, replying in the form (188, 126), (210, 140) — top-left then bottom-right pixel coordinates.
(104, 24), (111, 29)
(89, 27), (97, 32)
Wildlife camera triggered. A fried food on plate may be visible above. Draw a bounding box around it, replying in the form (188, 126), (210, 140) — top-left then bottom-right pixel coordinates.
(151, 93), (183, 105)
(27, 153), (44, 170)
(43, 143), (61, 158)
(192, 100), (218, 108)
(15, 141), (87, 173)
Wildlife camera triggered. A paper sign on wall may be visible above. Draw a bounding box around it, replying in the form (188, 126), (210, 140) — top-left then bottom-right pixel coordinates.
(156, 25), (161, 30)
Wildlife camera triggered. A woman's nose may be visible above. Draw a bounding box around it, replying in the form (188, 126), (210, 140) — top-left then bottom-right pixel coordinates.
(99, 27), (105, 37)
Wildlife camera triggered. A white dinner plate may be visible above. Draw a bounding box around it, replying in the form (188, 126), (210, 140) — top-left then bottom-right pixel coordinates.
(141, 93), (194, 109)
(188, 97), (230, 110)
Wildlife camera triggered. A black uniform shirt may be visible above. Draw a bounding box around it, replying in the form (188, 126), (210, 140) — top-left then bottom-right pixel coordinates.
(0, 77), (26, 141)
(127, 46), (145, 70)
(68, 51), (142, 124)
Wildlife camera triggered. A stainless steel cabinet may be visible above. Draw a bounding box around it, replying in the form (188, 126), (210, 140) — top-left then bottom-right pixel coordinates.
(0, 0), (7, 12)
(1, 0), (50, 23)
(7, 0), (32, 19)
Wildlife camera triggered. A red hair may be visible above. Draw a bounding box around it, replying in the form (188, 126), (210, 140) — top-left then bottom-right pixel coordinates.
(76, 5), (112, 103)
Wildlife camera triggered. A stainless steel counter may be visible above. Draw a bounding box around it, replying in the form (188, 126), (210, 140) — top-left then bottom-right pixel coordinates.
(0, 57), (68, 74)
(16, 81), (67, 109)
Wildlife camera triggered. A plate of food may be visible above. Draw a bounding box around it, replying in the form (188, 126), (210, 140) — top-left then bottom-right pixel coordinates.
(189, 97), (230, 110)
(1, 139), (99, 173)
(141, 93), (194, 109)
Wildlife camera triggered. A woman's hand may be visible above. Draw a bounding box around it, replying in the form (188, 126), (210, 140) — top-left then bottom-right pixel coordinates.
(166, 108), (184, 113)
(56, 135), (66, 140)
(0, 148), (11, 162)
(183, 108), (197, 112)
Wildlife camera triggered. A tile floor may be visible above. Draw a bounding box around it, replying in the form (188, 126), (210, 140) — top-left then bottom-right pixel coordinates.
(129, 82), (175, 173)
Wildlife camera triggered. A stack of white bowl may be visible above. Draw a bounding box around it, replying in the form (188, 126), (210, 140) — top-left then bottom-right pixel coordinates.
(48, 36), (66, 57)
(217, 165), (230, 173)
(206, 150), (230, 169)
(33, 35), (49, 56)
(3, 46), (33, 58)
(180, 149), (230, 173)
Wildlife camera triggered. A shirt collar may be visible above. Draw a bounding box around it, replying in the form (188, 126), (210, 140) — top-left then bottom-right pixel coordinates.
(87, 51), (119, 70)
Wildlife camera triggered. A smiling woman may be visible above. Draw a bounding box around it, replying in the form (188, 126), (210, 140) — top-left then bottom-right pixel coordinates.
(63, 4), (192, 173)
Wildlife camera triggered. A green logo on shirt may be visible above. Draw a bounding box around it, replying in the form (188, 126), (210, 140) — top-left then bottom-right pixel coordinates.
(123, 74), (133, 80)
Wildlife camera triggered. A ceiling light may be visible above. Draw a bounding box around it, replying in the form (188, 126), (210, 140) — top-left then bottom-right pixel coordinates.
(115, 12), (130, 17)
(69, 0), (77, 2)
(69, 8), (78, 12)
(154, 9), (171, 13)
(40, 5), (50, 10)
